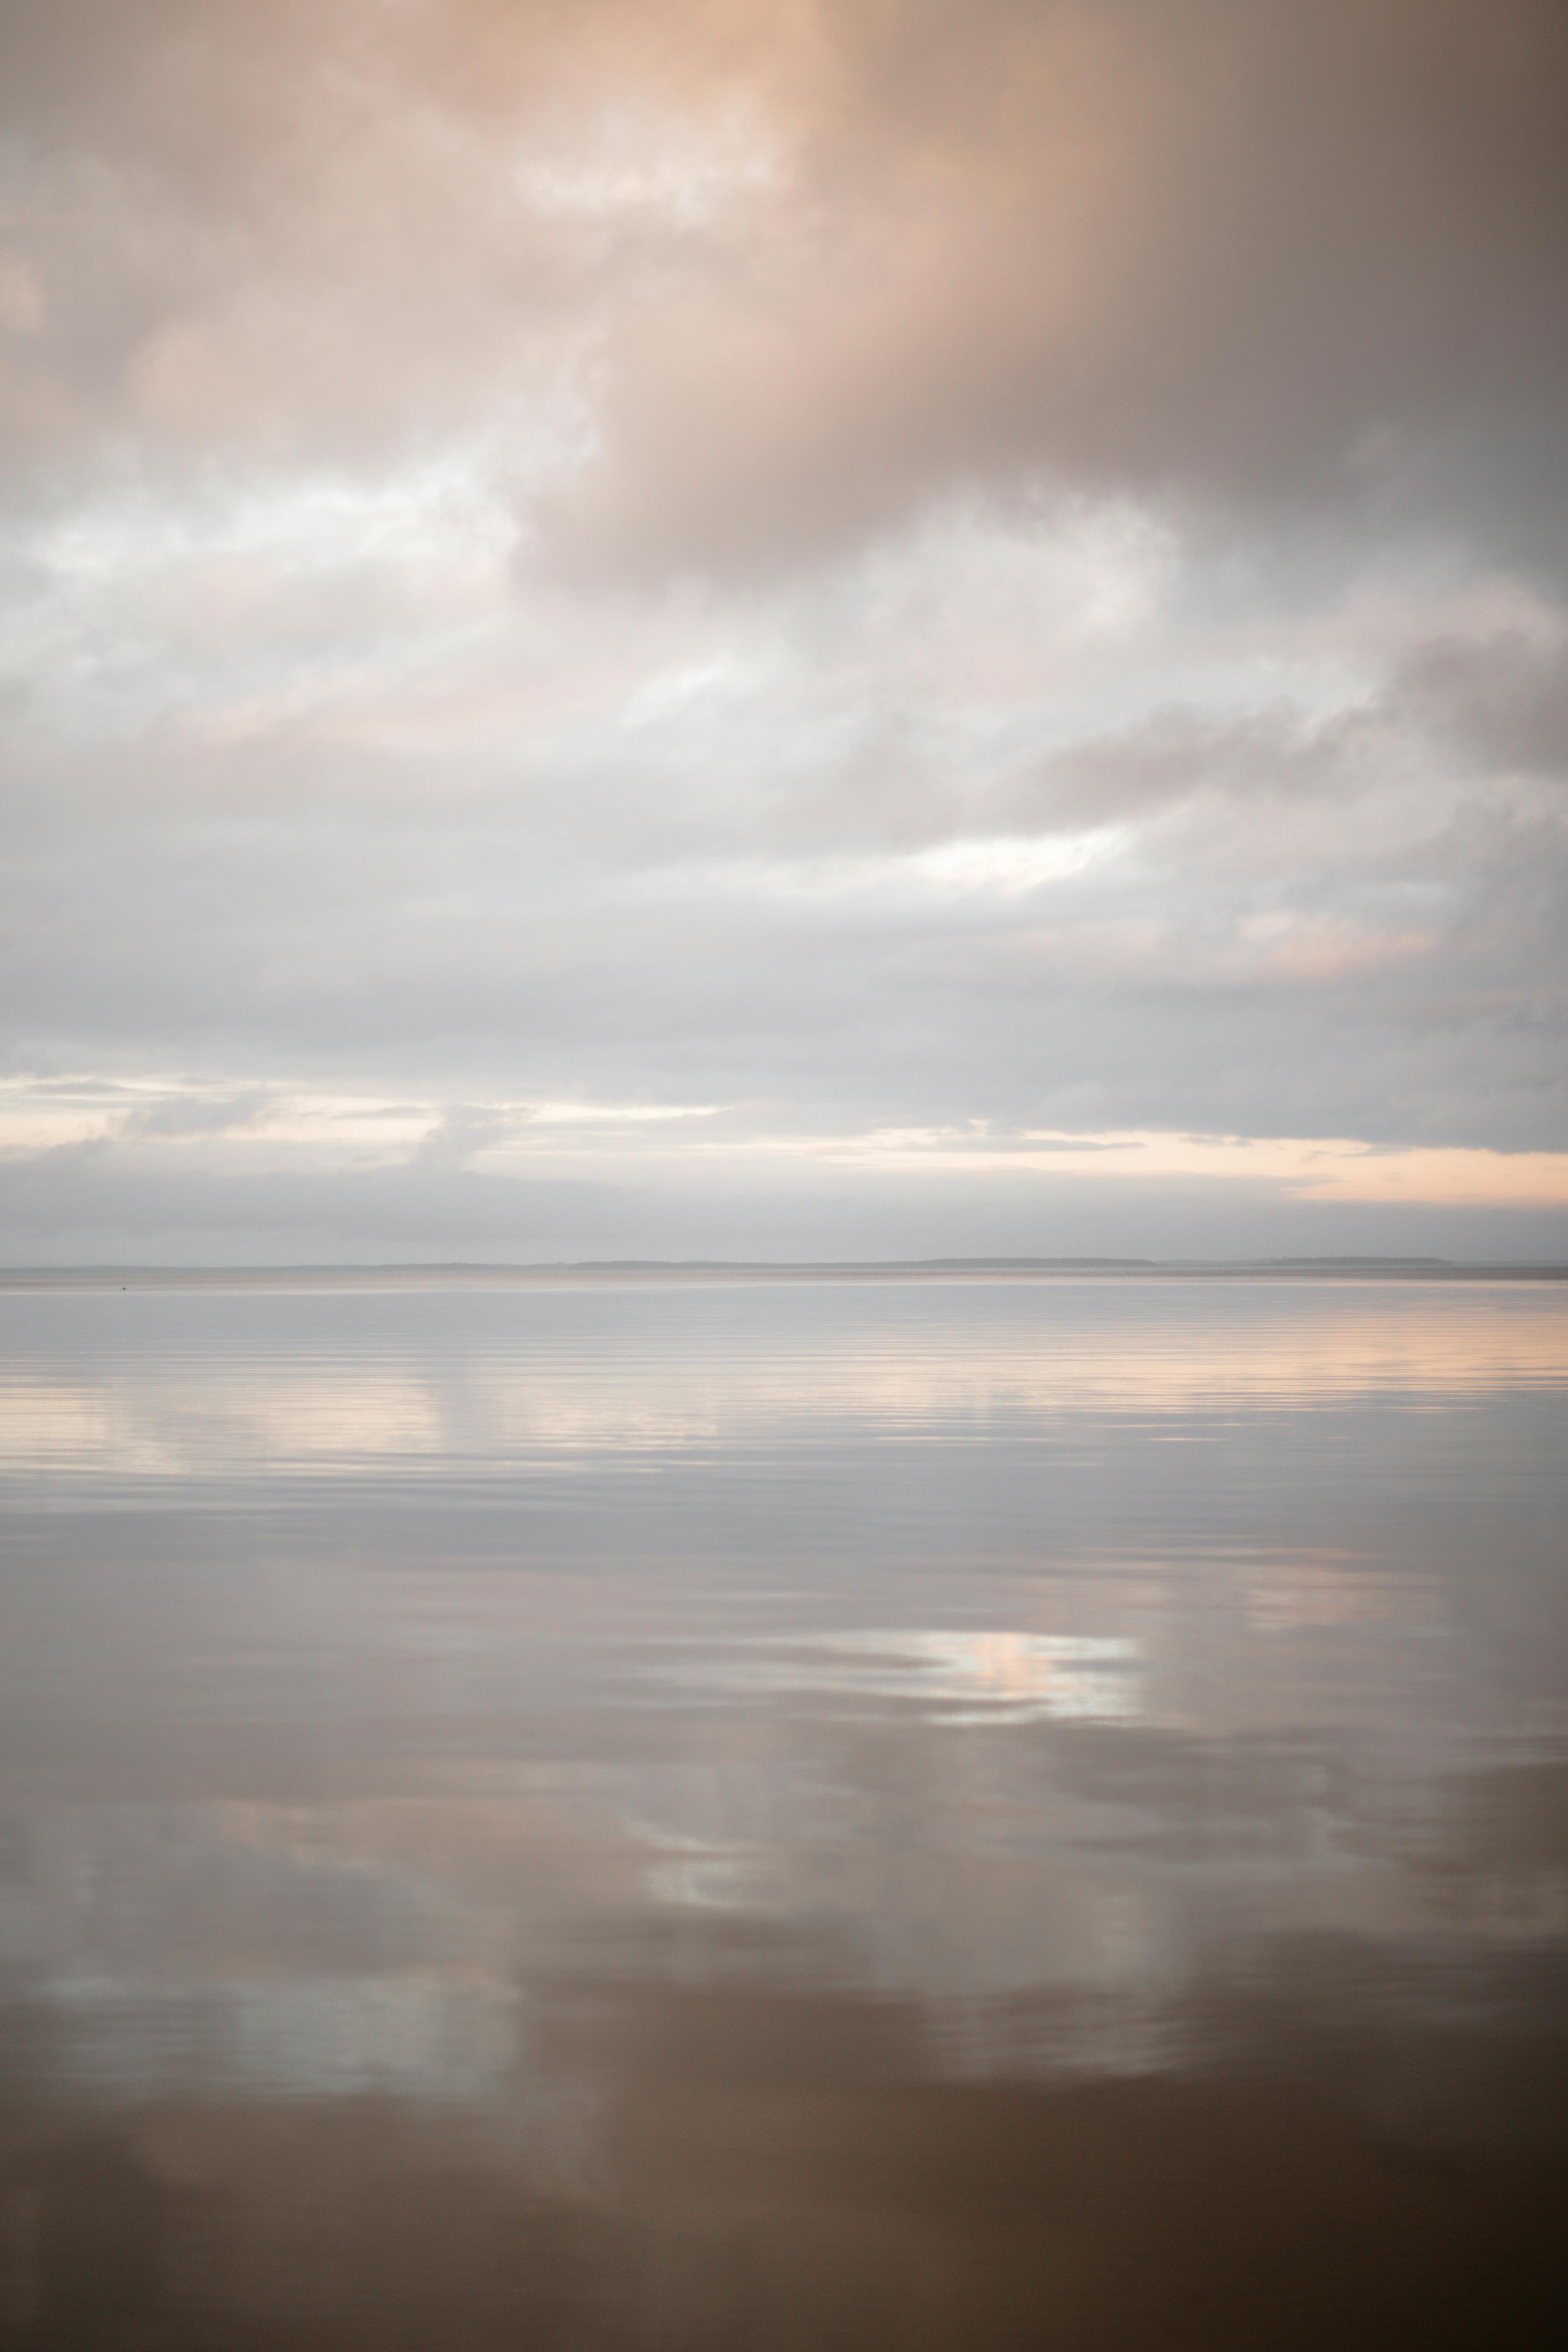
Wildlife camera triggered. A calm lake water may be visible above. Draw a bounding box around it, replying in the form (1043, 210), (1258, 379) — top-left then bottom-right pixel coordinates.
(1, 1271), (1565, 2348)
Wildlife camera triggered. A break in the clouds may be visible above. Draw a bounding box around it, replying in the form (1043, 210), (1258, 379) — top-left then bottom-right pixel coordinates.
(2, 0), (1566, 1261)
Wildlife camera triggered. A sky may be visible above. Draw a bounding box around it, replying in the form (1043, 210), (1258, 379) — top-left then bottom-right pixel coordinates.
(3, 0), (1567, 1264)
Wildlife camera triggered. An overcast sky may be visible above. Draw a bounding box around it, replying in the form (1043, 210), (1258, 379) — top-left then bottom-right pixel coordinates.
(3, 0), (1566, 1263)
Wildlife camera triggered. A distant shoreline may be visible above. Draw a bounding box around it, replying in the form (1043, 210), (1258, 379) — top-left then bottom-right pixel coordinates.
(3, 1257), (1566, 1289)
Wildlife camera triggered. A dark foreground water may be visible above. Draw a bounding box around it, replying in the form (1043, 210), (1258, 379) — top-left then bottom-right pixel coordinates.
(1, 1270), (1565, 2348)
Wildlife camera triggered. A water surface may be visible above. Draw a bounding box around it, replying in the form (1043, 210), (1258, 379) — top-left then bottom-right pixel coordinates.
(2, 1273), (1565, 2346)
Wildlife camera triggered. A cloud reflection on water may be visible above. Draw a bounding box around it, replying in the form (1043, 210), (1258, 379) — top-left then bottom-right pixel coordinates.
(0, 1275), (1564, 2343)
(2, 1277), (1564, 1491)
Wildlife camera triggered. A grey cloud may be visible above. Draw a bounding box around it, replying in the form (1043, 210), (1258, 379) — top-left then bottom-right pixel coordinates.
(3, 1138), (1566, 1269)
(0, 1141), (626, 1264)
(994, 703), (1391, 835)
(1389, 631), (1568, 780)
(15, 1074), (143, 1098)
(411, 1105), (517, 1167)
(6, 509), (1565, 1167)
(3, 2), (1567, 1261)
(4, 772), (1563, 1153)
(543, 0), (1568, 582)
(764, 639), (1525, 861)
(0, 2), (636, 503)
(117, 1088), (276, 1139)
(930, 624), (1565, 845)
(4, 3), (1564, 579)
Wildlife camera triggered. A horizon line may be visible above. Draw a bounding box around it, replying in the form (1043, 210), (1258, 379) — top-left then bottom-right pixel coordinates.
(6, 1254), (1568, 1282)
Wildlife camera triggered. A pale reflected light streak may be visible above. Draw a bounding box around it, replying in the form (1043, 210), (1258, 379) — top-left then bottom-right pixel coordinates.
(3, 1287), (1561, 1486)
(663, 1630), (1143, 1725)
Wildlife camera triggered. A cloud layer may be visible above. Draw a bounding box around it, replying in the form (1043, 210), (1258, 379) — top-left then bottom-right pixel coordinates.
(3, 1), (1566, 1258)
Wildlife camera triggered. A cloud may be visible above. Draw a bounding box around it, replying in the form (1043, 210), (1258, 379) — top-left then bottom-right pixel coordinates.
(2, 1131), (1565, 1268)
(3, 3), (1564, 575)
(2, 2), (1566, 1259)
(540, 0), (1568, 582)
(409, 1103), (517, 1167)
(117, 1087), (276, 1139)
(1390, 628), (1568, 780)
